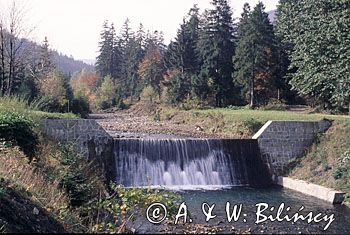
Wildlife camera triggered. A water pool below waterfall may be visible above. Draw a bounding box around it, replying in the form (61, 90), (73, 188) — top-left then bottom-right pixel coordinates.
(112, 137), (350, 233)
(135, 187), (350, 234)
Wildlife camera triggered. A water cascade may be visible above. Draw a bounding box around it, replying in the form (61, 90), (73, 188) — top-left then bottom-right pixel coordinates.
(113, 138), (271, 189)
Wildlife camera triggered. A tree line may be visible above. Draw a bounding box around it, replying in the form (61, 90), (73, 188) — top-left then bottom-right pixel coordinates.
(0, 2), (93, 117)
(93, 0), (349, 113)
(276, 0), (349, 113)
(1, 0), (348, 114)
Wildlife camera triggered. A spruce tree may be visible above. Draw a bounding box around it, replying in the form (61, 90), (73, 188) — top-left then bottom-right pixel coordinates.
(110, 24), (122, 81)
(164, 5), (201, 104)
(38, 37), (55, 78)
(197, 0), (236, 107)
(233, 2), (279, 107)
(96, 21), (116, 79)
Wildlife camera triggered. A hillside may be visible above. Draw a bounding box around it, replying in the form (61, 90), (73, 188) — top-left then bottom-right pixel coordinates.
(53, 52), (94, 75)
(22, 37), (94, 76)
(288, 120), (350, 204)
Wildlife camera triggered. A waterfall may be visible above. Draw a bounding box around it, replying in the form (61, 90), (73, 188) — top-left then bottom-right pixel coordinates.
(113, 138), (271, 189)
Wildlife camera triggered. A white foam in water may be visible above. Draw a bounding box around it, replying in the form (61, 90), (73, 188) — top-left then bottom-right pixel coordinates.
(115, 139), (250, 189)
(163, 172), (173, 185)
(128, 185), (236, 191)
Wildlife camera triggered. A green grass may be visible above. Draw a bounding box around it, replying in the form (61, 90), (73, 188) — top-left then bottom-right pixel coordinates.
(0, 96), (78, 161)
(158, 106), (350, 138)
(288, 120), (350, 203)
(191, 108), (350, 122)
(0, 96), (78, 122)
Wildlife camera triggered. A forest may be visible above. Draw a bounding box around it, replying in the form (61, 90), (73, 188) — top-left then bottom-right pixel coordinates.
(84, 0), (348, 114)
(0, 0), (348, 115)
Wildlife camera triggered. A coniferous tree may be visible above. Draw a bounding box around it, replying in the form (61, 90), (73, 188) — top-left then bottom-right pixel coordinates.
(110, 24), (122, 81)
(118, 19), (144, 102)
(38, 37), (55, 78)
(96, 21), (115, 79)
(164, 5), (201, 104)
(232, 3), (253, 104)
(197, 0), (236, 107)
(124, 37), (144, 102)
(233, 2), (279, 107)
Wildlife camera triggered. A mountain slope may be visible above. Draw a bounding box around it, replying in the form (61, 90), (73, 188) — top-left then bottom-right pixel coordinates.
(53, 52), (94, 75)
(268, 9), (277, 24)
(21, 37), (94, 76)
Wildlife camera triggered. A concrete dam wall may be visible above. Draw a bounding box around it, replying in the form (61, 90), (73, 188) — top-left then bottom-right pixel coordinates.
(41, 118), (342, 204)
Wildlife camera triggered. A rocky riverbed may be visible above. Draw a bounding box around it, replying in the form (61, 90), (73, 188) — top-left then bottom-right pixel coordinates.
(90, 111), (224, 139)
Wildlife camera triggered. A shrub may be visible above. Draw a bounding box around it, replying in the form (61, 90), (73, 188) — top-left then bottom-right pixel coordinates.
(0, 110), (38, 160)
(153, 109), (160, 122)
(96, 75), (117, 110)
(261, 98), (287, 111)
(113, 96), (128, 110)
(0, 185), (6, 199)
(38, 71), (70, 109)
(179, 96), (202, 110)
(98, 100), (110, 110)
(31, 95), (62, 113)
(70, 96), (90, 118)
(91, 184), (180, 233)
(333, 166), (348, 180)
(55, 143), (94, 207)
(242, 118), (264, 134)
(140, 85), (157, 103)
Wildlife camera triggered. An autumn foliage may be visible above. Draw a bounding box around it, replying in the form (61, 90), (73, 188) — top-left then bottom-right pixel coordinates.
(70, 69), (99, 106)
(138, 48), (163, 95)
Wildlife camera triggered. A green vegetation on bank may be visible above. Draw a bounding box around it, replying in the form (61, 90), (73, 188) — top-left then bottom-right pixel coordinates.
(0, 96), (78, 120)
(0, 96), (78, 161)
(0, 96), (179, 233)
(157, 104), (350, 138)
(288, 120), (350, 204)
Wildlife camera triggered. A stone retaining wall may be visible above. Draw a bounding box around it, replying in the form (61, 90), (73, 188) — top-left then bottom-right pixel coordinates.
(41, 119), (115, 182)
(252, 119), (332, 176)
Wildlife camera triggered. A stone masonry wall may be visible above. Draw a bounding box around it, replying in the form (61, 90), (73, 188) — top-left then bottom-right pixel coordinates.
(252, 119), (332, 177)
(41, 119), (115, 182)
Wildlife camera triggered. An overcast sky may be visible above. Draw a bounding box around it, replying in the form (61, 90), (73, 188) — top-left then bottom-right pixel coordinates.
(0, 0), (279, 62)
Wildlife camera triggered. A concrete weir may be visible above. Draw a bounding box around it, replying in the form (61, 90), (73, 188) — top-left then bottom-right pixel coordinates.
(277, 177), (345, 204)
(41, 118), (345, 204)
(253, 119), (345, 204)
